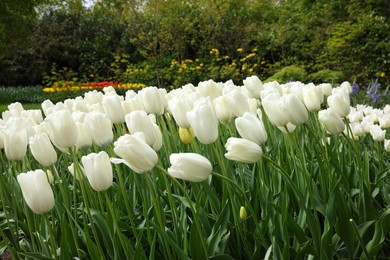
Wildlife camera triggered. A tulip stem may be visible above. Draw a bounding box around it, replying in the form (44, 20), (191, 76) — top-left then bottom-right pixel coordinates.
(156, 164), (209, 259)
(44, 213), (58, 260)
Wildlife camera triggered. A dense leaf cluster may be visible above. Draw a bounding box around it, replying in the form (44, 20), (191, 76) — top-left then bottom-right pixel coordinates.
(0, 0), (388, 87)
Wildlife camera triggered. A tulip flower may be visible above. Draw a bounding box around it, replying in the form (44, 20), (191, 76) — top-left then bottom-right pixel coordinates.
(75, 122), (93, 149)
(213, 96), (233, 123)
(225, 137), (263, 164)
(369, 125), (386, 142)
(318, 108), (345, 134)
(4, 128), (28, 161)
(302, 84), (322, 112)
(168, 97), (192, 128)
(139, 87), (165, 115)
(385, 139), (390, 152)
(187, 97), (219, 144)
(261, 93), (289, 127)
(179, 127), (195, 144)
(111, 133), (158, 174)
(17, 169), (55, 214)
(84, 111), (113, 146)
(223, 88), (250, 117)
(167, 153), (212, 182)
(235, 112), (267, 145)
(240, 206), (247, 220)
(45, 110), (78, 149)
(243, 75), (263, 99)
(327, 93), (351, 118)
(102, 94), (125, 124)
(197, 79), (222, 99)
(279, 94), (308, 126)
(29, 133), (57, 167)
(82, 151), (113, 192)
(125, 110), (158, 147)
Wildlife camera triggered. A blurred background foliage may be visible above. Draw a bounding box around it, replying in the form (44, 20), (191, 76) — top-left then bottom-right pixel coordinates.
(0, 0), (389, 88)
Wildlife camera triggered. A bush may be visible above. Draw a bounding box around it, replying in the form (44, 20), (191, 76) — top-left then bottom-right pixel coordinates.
(266, 65), (307, 83)
(308, 69), (345, 84)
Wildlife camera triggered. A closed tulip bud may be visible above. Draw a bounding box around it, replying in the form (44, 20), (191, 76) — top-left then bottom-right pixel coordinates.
(223, 88), (250, 117)
(111, 133), (158, 174)
(302, 85), (322, 112)
(385, 139), (390, 152)
(179, 127), (195, 144)
(262, 93), (289, 127)
(187, 97), (219, 144)
(348, 110), (363, 123)
(17, 169), (55, 214)
(139, 87), (165, 115)
(84, 90), (103, 105)
(4, 128), (28, 161)
(318, 108), (345, 134)
(102, 94), (125, 124)
(379, 114), (390, 129)
(243, 75), (263, 99)
(327, 93), (351, 118)
(75, 122), (92, 149)
(319, 83), (333, 97)
(235, 112), (267, 145)
(213, 96), (233, 123)
(126, 110), (158, 147)
(198, 79), (222, 99)
(84, 111), (113, 146)
(280, 94), (308, 126)
(45, 110), (78, 149)
(225, 137), (263, 164)
(41, 99), (55, 116)
(81, 151), (113, 192)
(240, 206), (247, 220)
(369, 125), (385, 142)
(29, 133), (57, 166)
(168, 97), (192, 128)
(167, 153), (212, 182)
(68, 163), (85, 180)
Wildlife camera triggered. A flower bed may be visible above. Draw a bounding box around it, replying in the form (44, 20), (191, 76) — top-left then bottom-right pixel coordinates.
(0, 77), (389, 259)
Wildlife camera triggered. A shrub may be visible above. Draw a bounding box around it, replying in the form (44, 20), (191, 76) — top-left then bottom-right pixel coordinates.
(308, 69), (345, 84)
(266, 65), (307, 83)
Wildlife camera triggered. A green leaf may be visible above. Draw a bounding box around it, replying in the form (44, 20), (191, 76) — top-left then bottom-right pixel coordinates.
(189, 222), (206, 260)
(365, 208), (390, 258)
(206, 201), (230, 256)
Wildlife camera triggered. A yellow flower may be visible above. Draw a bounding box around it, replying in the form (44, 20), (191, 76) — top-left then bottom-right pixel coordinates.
(210, 48), (220, 56)
(237, 48), (244, 52)
(179, 127), (195, 144)
(380, 72), (385, 77)
(43, 87), (55, 93)
(240, 206), (247, 220)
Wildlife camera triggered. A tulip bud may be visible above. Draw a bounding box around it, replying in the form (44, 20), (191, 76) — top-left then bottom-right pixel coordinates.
(240, 206), (247, 220)
(17, 169), (55, 214)
(262, 93), (289, 127)
(243, 75), (263, 99)
(302, 85), (322, 112)
(125, 110), (158, 147)
(385, 139), (390, 152)
(29, 133), (57, 167)
(102, 94), (125, 124)
(223, 88), (250, 117)
(82, 151), (113, 192)
(318, 108), (345, 134)
(198, 79), (222, 99)
(139, 87), (165, 115)
(179, 127), (195, 144)
(111, 133), (158, 174)
(225, 137), (263, 164)
(235, 112), (267, 145)
(167, 153), (212, 182)
(45, 110), (78, 149)
(369, 125), (386, 142)
(168, 97), (192, 128)
(327, 92), (350, 118)
(84, 111), (113, 146)
(213, 96), (233, 123)
(187, 97), (219, 144)
(4, 128), (28, 161)
(279, 94), (308, 126)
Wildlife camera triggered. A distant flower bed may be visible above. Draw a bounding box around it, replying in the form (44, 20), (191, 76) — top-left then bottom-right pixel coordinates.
(43, 80), (145, 93)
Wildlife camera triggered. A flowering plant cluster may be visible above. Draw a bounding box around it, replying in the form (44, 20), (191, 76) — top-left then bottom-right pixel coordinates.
(0, 77), (389, 259)
(43, 80), (146, 93)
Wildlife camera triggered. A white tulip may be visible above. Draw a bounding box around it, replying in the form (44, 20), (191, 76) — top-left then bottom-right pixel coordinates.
(167, 153), (212, 182)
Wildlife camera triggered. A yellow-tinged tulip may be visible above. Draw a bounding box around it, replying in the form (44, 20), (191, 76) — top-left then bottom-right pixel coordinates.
(17, 169), (55, 214)
(179, 127), (195, 144)
(240, 206), (247, 220)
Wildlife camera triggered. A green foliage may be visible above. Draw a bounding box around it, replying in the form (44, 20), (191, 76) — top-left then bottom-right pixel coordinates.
(266, 65), (307, 83)
(308, 69), (345, 84)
